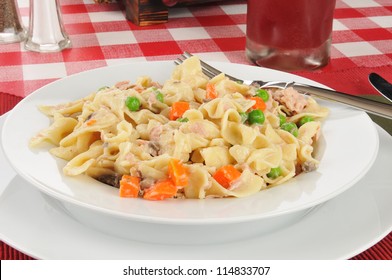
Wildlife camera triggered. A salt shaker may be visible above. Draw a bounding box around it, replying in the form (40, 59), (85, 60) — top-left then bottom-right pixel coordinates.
(24, 0), (71, 52)
(0, 0), (26, 43)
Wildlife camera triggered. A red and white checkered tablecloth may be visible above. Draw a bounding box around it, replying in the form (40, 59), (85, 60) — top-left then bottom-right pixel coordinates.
(1, 0), (392, 260)
(1, 0), (392, 98)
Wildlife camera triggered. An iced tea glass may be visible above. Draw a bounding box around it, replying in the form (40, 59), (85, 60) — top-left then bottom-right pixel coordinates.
(246, 0), (336, 71)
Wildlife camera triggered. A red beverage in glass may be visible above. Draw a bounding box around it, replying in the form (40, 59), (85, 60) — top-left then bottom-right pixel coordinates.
(246, 0), (336, 71)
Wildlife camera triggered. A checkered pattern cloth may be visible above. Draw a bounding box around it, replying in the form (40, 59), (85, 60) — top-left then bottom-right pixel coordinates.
(0, 0), (392, 97)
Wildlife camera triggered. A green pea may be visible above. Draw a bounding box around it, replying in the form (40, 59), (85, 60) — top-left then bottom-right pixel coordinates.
(281, 122), (298, 137)
(256, 89), (269, 102)
(177, 117), (189, 123)
(267, 167), (282, 179)
(239, 112), (248, 123)
(298, 116), (314, 126)
(279, 114), (287, 126)
(125, 96), (141, 111)
(156, 92), (164, 103)
(248, 109), (265, 125)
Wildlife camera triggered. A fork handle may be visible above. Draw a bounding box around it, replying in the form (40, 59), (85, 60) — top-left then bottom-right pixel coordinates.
(292, 84), (392, 120)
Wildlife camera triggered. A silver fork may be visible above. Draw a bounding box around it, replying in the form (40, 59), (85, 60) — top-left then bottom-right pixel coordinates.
(175, 52), (392, 120)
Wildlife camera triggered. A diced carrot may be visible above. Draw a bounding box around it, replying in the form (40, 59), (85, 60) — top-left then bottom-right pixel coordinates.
(206, 83), (217, 99)
(169, 101), (190, 120)
(168, 158), (189, 187)
(143, 179), (177, 200)
(119, 175), (140, 198)
(249, 96), (267, 111)
(213, 165), (242, 189)
(86, 119), (97, 126)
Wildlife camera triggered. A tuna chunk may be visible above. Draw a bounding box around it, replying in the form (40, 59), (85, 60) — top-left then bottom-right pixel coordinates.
(272, 87), (307, 114)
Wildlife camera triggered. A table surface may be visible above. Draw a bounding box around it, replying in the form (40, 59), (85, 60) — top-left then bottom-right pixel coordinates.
(0, 0), (391, 260)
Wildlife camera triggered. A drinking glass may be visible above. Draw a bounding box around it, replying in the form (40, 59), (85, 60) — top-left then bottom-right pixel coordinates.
(24, 0), (71, 52)
(246, 0), (336, 71)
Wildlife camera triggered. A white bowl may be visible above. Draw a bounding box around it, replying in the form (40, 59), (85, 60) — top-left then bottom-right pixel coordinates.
(1, 61), (379, 244)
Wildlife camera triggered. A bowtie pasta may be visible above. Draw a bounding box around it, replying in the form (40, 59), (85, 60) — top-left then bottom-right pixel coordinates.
(30, 56), (329, 200)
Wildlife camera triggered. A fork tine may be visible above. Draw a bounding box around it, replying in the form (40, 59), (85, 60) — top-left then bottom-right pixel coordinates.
(183, 51), (193, 58)
(174, 58), (183, 66)
(199, 67), (216, 79)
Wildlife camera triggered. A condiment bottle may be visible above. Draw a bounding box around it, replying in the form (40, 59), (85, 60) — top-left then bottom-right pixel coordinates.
(24, 0), (71, 52)
(0, 0), (26, 43)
